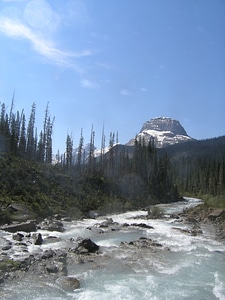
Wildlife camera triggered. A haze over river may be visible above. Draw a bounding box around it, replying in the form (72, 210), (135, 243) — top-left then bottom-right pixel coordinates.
(1, 198), (225, 300)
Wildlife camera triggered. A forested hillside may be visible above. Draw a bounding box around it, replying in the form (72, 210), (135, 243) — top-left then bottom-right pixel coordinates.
(0, 101), (179, 223)
(0, 100), (224, 224)
(160, 137), (225, 208)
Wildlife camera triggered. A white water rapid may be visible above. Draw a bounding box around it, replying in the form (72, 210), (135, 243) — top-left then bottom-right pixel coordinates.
(1, 198), (225, 300)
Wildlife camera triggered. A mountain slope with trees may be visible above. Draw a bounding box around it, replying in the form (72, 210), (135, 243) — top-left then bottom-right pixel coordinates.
(0, 99), (224, 225)
(159, 136), (225, 208)
(0, 100), (180, 224)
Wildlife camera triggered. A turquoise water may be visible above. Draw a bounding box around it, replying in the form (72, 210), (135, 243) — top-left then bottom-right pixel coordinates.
(1, 198), (225, 300)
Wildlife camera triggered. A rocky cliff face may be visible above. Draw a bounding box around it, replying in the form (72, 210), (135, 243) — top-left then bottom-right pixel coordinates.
(126, 117), (194, 148)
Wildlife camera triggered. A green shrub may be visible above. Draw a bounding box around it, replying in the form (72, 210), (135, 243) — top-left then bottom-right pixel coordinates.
(148, 206), (164, 218)
(0, 259), (20, 271)
(203, 195), (225, 209)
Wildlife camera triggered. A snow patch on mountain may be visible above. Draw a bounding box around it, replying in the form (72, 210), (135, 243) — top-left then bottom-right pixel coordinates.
(127, 117), (194, 148)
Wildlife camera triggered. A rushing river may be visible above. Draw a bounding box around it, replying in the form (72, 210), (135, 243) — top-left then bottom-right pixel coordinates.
(1, 198), (225, 300)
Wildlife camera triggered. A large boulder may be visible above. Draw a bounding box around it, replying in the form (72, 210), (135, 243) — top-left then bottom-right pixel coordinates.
(33, 233), (43, 245)
(75, 238), (99, 254)
(1, 220), (37, 233)
(13, 232), (24, 241)
(6, 203), (34, 222)
(40, 218), (65, 232)
(208, 209), (224, 221)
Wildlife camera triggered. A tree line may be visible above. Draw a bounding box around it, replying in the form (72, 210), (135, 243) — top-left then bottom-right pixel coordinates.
(0, 99), (180, 217)
(1, 99), (224, 219)
(160, 137), (225, 207)
(0, 99), (54, 163)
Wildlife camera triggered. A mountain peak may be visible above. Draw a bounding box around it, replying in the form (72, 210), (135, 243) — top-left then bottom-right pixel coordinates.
(127, 117), (193, 148)
(140, 117), (188, 136)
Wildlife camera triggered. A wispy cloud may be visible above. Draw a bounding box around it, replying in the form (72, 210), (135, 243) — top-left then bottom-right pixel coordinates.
(80, 79), (99, 89)
(140, 87), (148, 92)
(120, 89), (133, 97)
(0, 17), (93, 71)
(159, 64), (166, 70)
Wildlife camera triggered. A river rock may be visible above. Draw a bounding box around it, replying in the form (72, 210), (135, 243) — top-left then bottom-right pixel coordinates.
(169, 214), (180, 219)
(33, 233), (43, 245)
(1, 220), (37, 233)
(46, 264), (59, 274)
(58, 276), (80, 291)
(131, 223), (154, 229)
(2, 244), (12, 251)
(41, 220), (65, 232)
(99, 218), (115, 228)
(75, 238), (99, 253)
(187, 217), (199, 223)
(208, 209), (224, 221)
(121, 237), (162, 249)
(41, 249), (55, 259)
(86, 227), (104, 234)
(13, 232), (24, 241)
(172, 225), (203, 236)
(6, 203), (34, 222)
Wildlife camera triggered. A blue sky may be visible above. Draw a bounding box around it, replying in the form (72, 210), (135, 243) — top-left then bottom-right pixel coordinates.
(0, 0), (225, 153)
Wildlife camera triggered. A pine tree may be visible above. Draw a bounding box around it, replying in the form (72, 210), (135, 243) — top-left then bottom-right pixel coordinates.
(10, 110), (21, 154)
(8, 91), (15, 130)
(77, 128), (84, 171)
(108, 131), (115, 171)
(37, 130), (45, 162)
(18, 112), (26, 156)
(45, 116), (54, 163)
(0, 102), (6, 133)
(26, 102), (36, 160)
(88, 125), (95, 172)
(100, 124), (106, 171)
(66, 133), (73, 168)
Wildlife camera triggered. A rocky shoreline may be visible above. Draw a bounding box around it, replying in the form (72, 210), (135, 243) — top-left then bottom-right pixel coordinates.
(180, 205), (225, 241)
(0, 204), (224, 293)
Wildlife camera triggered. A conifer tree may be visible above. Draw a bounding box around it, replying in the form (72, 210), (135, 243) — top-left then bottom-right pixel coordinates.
(108, 131), (115, 171)
(37, 130), (45, 162)
(88, 125), (95, 172)
(45, 116), (54, 163)
(100, 124), (106, 171)
(0, 102), (6, 133)
(18, 112), (26, 156)
(77, 128), (84, 170)
(26, 102), (36, 159)
(66, 133), (73, 168)
(8, 91), (15, 129)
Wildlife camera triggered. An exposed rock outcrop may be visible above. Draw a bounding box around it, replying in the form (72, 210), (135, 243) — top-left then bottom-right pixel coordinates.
(126, 117), (194, 148)
(0, 220), (37, 233)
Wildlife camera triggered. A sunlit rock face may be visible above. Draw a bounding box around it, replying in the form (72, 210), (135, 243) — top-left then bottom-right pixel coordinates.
(126, 117), (194, 148)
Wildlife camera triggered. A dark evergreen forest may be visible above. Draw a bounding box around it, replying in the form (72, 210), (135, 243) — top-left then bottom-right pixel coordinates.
(0, 100), (224, 223)
(160, 137), (225, 208)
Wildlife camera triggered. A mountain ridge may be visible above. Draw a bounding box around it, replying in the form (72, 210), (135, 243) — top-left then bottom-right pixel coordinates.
(126, 116), (194, 148)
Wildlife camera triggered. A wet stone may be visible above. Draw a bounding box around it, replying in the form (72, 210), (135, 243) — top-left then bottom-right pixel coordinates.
(57, 276), (80, 291)
(46, 264), (59, 274)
